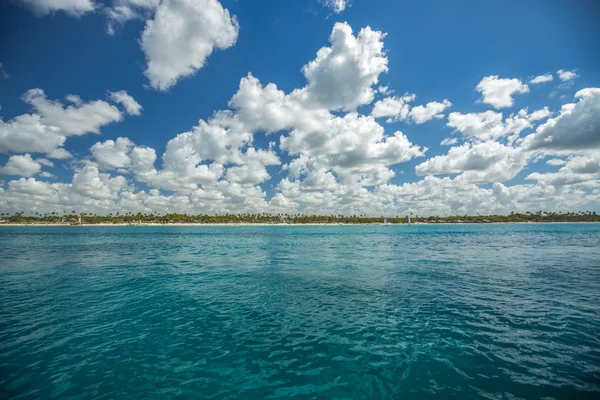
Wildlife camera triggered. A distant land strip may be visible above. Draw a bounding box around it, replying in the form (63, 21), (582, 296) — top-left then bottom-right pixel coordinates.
(1, 211), (598, 225)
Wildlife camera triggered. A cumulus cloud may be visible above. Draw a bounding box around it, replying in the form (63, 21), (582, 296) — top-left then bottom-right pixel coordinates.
(108, 90), (142, 115)
(65, 94), (83, 105)
(557, 69), (578, 82)
(526, 153), (600, 186)
(81, 168), (128, 199)
(372, 95), (450, 124)
(2, 170), (598, 217)
(441, 137), (458, 146)
(277, 111), (424, 191)
(377, 86), (390, 95)
(14, 0), (95, 16)
(385, 177), (597, 217)
(407, 99), (452, 124)
(141, 0), (239, 91)
(302, 22), (388, 110)
(530, 73), (553, 84)
(225, 163), (271, 186)
(423, 106), (555, 184)
(89, 127), (278, 192)
(378, 177), (503, 216)
(321, 0), (349, 13)
(105, 0), (159, 34)
(0, 89), (135, 158)
(0, 175), (271, 216)
(78, 22), (418, 202)
(2, 21), (599, 217)
(90, 137), (136, 171)
(22, 89), (123, 136)
(216, 73), (333, 135)
(7, 177), (57, 197)
(522, 88), (600, 151)
(2, 167), (129, 213)
(280, 113), (424, 171)
(71, 165), (129, 199)
(371, 94), (415, 121)
(447, 107), (550, 142)
(159, 120), (249, 171)
(476, 75), (530, 109)
(0, 154), (49, 177)
(415, 142), (527, 184)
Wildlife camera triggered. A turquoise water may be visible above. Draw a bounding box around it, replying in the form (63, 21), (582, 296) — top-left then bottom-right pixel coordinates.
(1, 224), (599, 399)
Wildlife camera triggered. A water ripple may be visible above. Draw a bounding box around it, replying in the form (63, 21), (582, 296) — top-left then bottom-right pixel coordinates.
(0, 224), (599, 399)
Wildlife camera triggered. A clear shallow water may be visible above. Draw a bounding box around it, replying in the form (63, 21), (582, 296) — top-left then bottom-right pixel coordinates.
(1, 224), (599, 399)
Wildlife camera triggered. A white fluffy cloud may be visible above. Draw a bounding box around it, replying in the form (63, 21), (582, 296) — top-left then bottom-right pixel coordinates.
(420, 104), (556, 184)
(162, 22), (409, 192)
(280, 113), (424, 174)
(0, 175), (273, 216)
(0, 154), (52, 177)
(15, 0), (95, 16)
(322, 0), (349, 13)
(225, 163), (271, 186)
(526, 153), (600, 186)
(493, 182), (598, 213)
(522, 88), (600, 151)
(0, 89), (136, 158)
(165, 121), (251, 167)
(1, 21), (599, 217)
(141, 0), (239, 91)
(0, 114), (68, 158)
(377, 177), (503, 216)
(441, 137), (458, 146)
(408, 99), (452, 124)
(371, 95), (451, 124)
(2, 169), (598, 217)
(302, 22), (388, 110)
(90, 137), (136, 171)
(108, 90), (142, 115)
(2, 166), (131, 215)
(415, 142), (527, 184)
(7, 178), (58, 197)
(215, 74), (333, 135)
(105, 0), (159, 34)
(71, 165), (129, 199)
(88, 125), (279, 192)
(371, 94), (415, 121)
(530, 73), (553, 84)
(557, 69), (578, 82)
(80, 21), (419, 204)
(447, 107), (550, 142)
(476, 75), (530, 109)
(22, 89), (123, 136)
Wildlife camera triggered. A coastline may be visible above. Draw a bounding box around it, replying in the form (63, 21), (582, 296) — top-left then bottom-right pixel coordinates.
(1, 221), (598, 227)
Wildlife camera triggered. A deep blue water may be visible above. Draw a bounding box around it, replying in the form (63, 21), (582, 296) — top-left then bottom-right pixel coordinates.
(1, 224), (599, 399)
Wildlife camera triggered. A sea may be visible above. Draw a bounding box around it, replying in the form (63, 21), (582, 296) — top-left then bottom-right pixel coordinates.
(0, 224), (599, 399)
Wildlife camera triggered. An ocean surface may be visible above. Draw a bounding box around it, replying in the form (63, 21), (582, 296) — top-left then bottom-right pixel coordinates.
(1, 224), (599, 399)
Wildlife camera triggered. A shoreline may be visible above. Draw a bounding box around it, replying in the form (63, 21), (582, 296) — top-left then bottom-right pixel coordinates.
(1, 221), (598, 227)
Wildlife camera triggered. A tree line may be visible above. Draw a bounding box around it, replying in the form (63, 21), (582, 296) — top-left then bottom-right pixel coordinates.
(1, 210), (599, 224)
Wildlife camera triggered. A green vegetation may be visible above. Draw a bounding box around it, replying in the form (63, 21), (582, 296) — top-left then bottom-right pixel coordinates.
(0, 211), (599, 224)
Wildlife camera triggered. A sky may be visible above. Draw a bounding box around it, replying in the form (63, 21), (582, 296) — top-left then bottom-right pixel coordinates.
(0, 0), (599, 217)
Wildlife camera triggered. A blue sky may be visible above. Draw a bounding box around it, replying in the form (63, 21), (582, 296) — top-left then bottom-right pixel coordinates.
(0, 0), (599, 216)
